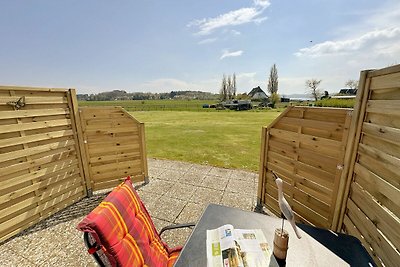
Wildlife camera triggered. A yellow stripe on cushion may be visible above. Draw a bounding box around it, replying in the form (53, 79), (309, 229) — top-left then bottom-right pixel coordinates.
(120, 184), (169, 259)
(125, 233), (145, 265)
(100, 202), (128, 234)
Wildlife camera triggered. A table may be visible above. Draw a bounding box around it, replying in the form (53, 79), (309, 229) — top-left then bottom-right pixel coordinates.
(174, 204), (375, 267)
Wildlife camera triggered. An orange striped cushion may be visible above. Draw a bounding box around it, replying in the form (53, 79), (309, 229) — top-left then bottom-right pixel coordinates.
(77, 177), (181, 266)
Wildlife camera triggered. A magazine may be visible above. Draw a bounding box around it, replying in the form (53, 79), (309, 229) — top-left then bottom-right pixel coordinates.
(206, 224), (278, 267)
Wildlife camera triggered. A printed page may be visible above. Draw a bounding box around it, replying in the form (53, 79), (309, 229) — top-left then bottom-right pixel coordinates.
(233, 229), (275, 267)
(207, 224), (244, 267)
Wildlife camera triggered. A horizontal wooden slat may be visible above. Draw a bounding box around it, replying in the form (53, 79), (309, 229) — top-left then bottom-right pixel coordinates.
(0, 139), (75, 163)
(0, 86), (68, 93)
(350, 182), (400, 252)
(92, 168), (143, 182)
(0, 161), (80, 193)
(362, 134), (400, 161)
(0, 189), (84, 242)
(0, 96), (67, 104)
(362, 122), (400, 146)
(358, 143), (400, 178)
(0, 119), (71, 134)
(269, 128), (342, 158)
(370, 87), (400, 100)
(91, 159), (142, 174)
(347, 197), (400, 267)
(0, 108), (69, 120)
(266, 162), (332, 204)
(279, 116), (346, 132)
(358, 153), (399, 191)
(370, 71), (400, 90)
(0, 173), (81, 220)
(88, 143), (140, 156)
(0, 145), (75, 176)
(0, 130), (73, 149)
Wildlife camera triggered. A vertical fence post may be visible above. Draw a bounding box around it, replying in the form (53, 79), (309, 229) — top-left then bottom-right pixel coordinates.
(67, 89), (92, 197)
(336, 70), (371, 231)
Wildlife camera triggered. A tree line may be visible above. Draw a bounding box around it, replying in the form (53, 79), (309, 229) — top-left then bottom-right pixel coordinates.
(77, 90), (219, 101)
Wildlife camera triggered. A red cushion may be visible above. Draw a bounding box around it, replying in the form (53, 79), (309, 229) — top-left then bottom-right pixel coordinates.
(77, 177), (181, 267)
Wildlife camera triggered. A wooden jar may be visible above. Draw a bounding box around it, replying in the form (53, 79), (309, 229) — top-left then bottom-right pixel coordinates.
(273, 228), (289, 260)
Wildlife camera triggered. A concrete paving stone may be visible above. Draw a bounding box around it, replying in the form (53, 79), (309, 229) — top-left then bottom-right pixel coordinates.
(188, 164), (212, 175)
(151, 217), (171, 233)
(151, 217), (193, 248)
(230, 170), (257, 182)
(139, 178), (174, 196)
(161, 226), (193, 249)
(1, 246), (36, 267)
(226, 178), (255, 196)
(155, 159), (179, 170)
(158, 169), (185, 182)
(221, 191), (255, 211)
(39, 239), (95, 267)
(8, 219), (84, 265)
(147, 158), (166, 168)
(164, 160), (193, 172)
(190, 187), (224, 206)
(175, 202), (205, 224)
(151, 196), (186, 222)
(137, 190), (161, 207)
(179, 171), (206, 186)
(201, 175), (229, 191)
(164, 183), (197, 201)
(147, 167), (164, 179)
(208, 167), (233, 178)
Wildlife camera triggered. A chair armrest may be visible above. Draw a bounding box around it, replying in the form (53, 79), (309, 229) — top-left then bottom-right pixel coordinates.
(159, 222), (196, 236)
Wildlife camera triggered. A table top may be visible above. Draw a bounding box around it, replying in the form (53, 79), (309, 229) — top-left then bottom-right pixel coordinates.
(174, 204), (375, 267)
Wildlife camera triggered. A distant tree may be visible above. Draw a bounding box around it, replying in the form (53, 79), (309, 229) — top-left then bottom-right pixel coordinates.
(345, 80), (358, 89)
(232, 73), (237, 98)
(227, 75), (233, 100)
(267, 64), (279, 108)
(267, 64), (278, 95)
(220, 74), (228, 101)
(305, 79), (322, 101)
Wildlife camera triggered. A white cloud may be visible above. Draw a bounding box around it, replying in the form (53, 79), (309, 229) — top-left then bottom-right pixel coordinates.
(220, 50), (243, 59)
(198, 38), (217, 45)
(295, 27), (400, 57)
(231, 30), (241, 36)
(188, 1), (270, 35)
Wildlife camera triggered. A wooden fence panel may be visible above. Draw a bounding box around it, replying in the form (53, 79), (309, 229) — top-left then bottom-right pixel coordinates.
(79, 107), (148, 192)
(258, 106), (352, 229)
(0, 86), (87, 243)
(338, 65), (400, 266)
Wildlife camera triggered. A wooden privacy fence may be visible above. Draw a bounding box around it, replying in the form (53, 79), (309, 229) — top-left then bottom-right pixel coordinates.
(0, 87), (87, 243)
(338, 66), (400, 266)
(258, 64), (400, 266)
(258, 106), (352, 229)
(79, 107), (148, 192)
(0, 87), (148, 243)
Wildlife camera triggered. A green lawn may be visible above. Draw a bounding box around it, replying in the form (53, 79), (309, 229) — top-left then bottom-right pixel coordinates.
(132, 111), (280, 172)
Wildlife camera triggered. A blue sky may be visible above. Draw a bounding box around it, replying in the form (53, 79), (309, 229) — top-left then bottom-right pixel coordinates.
(0, 0), (399, 95)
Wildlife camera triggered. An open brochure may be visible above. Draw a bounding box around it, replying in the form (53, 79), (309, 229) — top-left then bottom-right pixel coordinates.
(206, 224), (278, 267)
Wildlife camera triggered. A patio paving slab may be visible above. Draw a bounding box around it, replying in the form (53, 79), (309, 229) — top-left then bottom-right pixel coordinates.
(0, 158), (264, 267)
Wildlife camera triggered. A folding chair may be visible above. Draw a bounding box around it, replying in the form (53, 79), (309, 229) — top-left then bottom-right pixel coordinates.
(77, 176), (195, 267)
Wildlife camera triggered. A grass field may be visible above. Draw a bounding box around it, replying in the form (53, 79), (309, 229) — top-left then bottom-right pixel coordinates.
(132, 111), (280, 172)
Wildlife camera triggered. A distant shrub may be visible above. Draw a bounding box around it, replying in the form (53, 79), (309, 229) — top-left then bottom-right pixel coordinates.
(315, 98), (355, 108)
